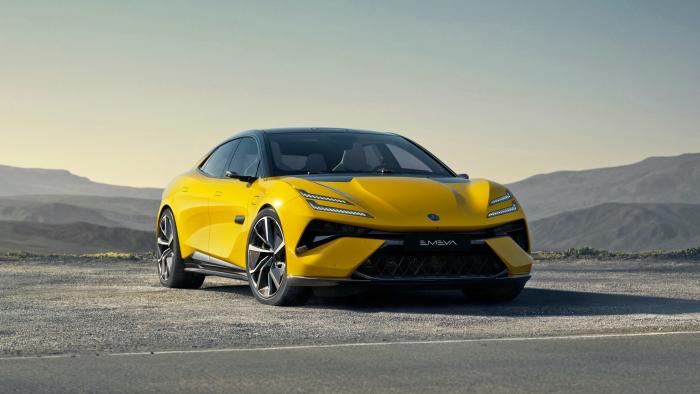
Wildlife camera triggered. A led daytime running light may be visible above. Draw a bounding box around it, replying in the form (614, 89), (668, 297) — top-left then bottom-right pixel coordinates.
(307, 200), (372, 218)
(298, 189), (351, 205)
(487, 202), (518, 218)
(489, 192), (513, 206)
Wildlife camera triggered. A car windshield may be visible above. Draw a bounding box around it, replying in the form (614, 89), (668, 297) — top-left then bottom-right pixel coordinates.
(265, 131), (454, 177)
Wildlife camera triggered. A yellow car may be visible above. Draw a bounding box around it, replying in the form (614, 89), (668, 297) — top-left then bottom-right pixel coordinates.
(157, 128), (532, 305)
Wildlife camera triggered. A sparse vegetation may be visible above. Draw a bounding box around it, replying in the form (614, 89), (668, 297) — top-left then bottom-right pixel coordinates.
(2, 247), (699, 263)
(0, 251), (152, 262)
(80, 251), (145, 260)
(533, 246), (700, 261)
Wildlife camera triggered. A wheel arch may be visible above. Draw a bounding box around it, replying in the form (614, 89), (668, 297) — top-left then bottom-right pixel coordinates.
(156, 204), (173, 229)
(257, 203), (275, 213)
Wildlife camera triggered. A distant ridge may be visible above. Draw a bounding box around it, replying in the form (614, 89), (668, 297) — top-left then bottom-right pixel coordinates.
(0, 221), (152, 254)
(0, 195), (159, 231)
(529, 202), (700, 252)
(2, 153), (700, 253)
(508, 152), (700, 221)
(0, 165), (162, 199)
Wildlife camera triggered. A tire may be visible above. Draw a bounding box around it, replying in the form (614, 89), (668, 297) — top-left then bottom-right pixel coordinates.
(156, 209), (205, 289)
(462, 281), (525, 303)
(246, 208), (310, 306)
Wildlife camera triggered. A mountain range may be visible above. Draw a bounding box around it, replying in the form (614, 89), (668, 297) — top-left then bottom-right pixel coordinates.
(508, 152), (700, 251)
(0, 221), (152, 254)
(0, 153), (699, 253)
(0, 166), (160, 253)
(0, 165), (162, 199)
(507, 153), (700, 221)
(529, 203), (700, 251)
(0, 195), (158, 231)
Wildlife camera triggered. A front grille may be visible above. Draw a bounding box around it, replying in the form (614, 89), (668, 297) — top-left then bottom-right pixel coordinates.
(354, 249), (507, 279)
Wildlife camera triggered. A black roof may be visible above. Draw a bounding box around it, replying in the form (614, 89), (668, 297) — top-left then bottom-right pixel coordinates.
(258, 127), (394, 135)
(227, 127), (396, 141)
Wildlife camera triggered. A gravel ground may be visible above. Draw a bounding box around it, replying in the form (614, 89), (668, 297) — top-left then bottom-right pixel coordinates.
(1, 257), (699, 357)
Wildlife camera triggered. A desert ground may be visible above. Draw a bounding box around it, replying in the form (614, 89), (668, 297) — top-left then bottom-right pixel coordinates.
(0, 255), (698, 392)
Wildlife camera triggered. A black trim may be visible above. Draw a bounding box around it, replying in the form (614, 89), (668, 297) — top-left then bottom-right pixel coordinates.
(433, 176), (470, 184)
(287, 274), (530, 288)
(354, 243), (507, 279)
(184, 267), (248, 281)
(185, 253), (248, 281)
(293, 175), (356, 182)
(296, 219), (529, 255)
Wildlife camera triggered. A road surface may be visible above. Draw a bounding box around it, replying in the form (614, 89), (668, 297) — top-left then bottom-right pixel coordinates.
(0, 256), (698, 392)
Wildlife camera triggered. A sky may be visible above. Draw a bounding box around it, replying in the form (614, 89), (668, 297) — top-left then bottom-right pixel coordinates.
(1, 0), (699, 188)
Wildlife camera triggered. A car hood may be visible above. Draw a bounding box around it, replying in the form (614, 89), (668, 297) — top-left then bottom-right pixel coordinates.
(281, 176), (521, 230)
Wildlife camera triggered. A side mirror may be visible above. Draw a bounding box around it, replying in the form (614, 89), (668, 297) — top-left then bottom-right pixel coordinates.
(458, 173), (469, 179)
(225, 171), (257, 183)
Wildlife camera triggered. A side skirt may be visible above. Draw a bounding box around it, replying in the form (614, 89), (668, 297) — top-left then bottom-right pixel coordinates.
(184, 251), (249, 282)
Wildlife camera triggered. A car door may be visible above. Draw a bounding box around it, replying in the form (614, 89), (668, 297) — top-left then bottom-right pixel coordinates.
(183, 139), (239, 254)
(208, 137), (261, 265)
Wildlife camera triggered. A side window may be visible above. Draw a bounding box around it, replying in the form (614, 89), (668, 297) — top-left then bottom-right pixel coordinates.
(387, 144), (431, 171)
(200, 140), (238, 177)
(228, 138), (260, 177)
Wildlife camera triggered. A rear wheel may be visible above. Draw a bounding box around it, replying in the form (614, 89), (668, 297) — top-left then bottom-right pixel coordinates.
(462, 281), (525, 303)
(246, 208), (309, 306)
(157, 209), (205, 289)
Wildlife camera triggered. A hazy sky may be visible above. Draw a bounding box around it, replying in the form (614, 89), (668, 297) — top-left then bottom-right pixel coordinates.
(1, 1), (699, 187)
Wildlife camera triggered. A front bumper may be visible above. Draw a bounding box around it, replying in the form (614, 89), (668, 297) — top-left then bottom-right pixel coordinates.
(288, 222), (534, 282)
(287, 273), (531, 288)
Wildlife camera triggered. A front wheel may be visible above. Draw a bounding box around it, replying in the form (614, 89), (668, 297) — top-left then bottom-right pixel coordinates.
(246, 208), (309, 306)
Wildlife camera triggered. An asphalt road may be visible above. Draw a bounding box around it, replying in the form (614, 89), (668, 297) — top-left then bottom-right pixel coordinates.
(1, 331), (698, 393)
(0, 256), (699, 392)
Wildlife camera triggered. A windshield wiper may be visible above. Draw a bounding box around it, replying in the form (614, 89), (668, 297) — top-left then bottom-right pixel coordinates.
(376, 168), (393, 174)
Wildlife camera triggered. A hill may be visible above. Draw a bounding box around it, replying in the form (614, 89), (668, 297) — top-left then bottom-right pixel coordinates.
(0, 221), (153, 254)
(529, 203), (700, 252)
(0, 165), (162, 199)
(508, 153), (700, 220)
(0, 195), (159, 231)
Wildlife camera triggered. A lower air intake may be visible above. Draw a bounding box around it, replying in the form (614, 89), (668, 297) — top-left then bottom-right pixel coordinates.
(354, 250), (507, 279)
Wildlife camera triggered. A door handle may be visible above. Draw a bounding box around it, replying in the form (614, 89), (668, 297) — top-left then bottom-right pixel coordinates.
(214, 191), (223, 197)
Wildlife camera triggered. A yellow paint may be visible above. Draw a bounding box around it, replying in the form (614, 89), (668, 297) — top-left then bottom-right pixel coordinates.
(291, 238), (385, 277)
(485, 237), (534, 276)
(159, 157), (532, 278)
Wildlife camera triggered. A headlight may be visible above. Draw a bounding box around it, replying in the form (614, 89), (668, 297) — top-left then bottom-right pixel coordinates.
(489, 191), (513, 206)
(487, 202), (518, 218)
(298, 189), (351, 205)
(306, 200), (373, 218)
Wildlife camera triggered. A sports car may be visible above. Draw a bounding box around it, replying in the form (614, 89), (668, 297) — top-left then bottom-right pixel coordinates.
(156, 128), (532, 305)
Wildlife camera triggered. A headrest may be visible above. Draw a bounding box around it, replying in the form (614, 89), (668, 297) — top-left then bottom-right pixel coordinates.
(305, 153), (327, 173)
(338, 143), (368, 172)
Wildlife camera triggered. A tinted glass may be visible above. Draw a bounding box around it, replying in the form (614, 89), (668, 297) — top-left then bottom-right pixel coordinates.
(201, 140), (238, 177)
(228, 138), (260, 177)
(266, 132), (452, 177)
